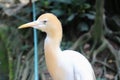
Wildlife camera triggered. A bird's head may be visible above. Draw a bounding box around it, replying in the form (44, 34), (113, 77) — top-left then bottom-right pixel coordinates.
(18, 13), (62, 35)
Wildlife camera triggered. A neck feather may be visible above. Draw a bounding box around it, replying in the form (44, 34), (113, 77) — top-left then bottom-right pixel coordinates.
(44, 30), (62, 52)
(44, 26), (62, 57)
(44, 32), (62, 75)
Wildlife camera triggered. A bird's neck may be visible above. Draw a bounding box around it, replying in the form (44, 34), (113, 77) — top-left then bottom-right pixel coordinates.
(44, 32), (62, 75)
(44, 28), (62, 58)
(44, 26), (62, 52)
(44, 32), (62, 55)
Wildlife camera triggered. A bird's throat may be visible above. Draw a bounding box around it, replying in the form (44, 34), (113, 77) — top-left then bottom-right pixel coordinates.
(44, 36), (61, 59)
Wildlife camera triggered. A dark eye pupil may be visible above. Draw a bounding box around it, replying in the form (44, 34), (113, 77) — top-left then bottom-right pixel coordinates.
(43, 20), (47, 24)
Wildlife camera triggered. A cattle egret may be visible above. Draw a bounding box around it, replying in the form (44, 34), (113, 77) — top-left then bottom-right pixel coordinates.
(18, 13), (96, 80)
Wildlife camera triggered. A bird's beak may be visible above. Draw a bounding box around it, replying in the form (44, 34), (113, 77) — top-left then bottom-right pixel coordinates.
(18, 20), (39, 29)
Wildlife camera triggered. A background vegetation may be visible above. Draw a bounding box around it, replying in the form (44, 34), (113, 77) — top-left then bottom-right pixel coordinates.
(0, 0), (120, 80)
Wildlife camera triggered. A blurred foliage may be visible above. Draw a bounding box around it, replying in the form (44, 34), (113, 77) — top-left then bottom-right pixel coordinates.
(0, 24), (22, 80)
(0, 0), (95, 79)
(0, 0), (120, 80)
(0, 43), (8, 72)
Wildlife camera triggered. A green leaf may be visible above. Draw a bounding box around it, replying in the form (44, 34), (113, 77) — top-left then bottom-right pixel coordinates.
(67, 13), (77, 21)
(83, 3), (91, 9)
(21, 45), (30, 50)
(85, 13), (95, 20)
(78, 22), (89, 32)
(51, 9), (64, 16)
(96, 78), (106, 80)
(72, 0), (86, 5)
(51, 0), (72, 4)
(81, 11), (95, 20)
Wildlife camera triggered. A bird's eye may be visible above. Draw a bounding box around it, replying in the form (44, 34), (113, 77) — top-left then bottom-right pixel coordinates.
(43, 20), (47, 24)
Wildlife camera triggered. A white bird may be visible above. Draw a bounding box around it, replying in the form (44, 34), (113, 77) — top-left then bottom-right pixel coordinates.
(18, 13), (96, 80)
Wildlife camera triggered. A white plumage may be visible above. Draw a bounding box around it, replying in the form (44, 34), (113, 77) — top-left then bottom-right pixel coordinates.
(19, 13), (96, 80)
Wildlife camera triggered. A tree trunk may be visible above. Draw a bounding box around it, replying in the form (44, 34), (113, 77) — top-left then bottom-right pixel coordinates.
(91, 0), (104, 44)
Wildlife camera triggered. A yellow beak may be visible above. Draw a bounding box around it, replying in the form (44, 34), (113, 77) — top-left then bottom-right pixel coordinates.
(18, 21), (38, 29)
